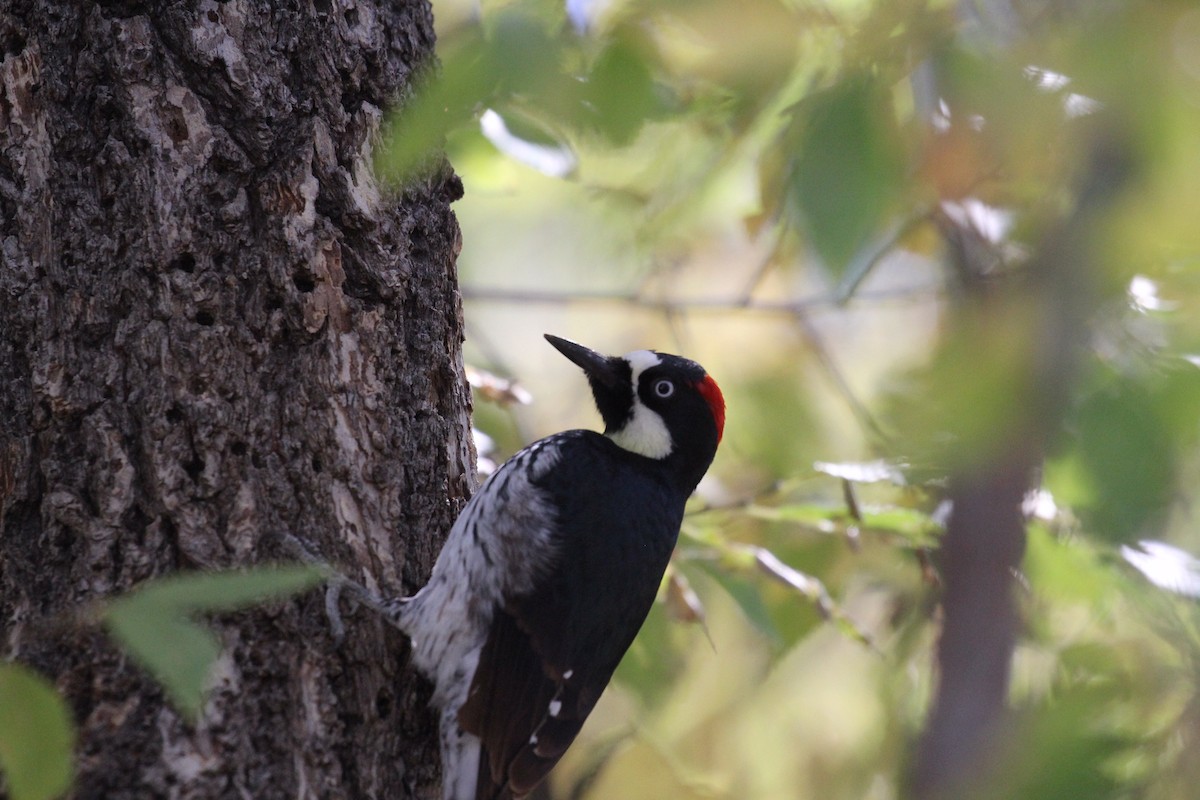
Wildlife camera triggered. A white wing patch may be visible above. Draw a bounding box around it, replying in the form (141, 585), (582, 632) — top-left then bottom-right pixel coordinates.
(397, 438), (567, 800)
(608, 349), (673, 459)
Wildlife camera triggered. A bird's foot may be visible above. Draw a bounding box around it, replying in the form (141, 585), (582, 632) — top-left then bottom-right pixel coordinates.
(274, 532), (401, 640)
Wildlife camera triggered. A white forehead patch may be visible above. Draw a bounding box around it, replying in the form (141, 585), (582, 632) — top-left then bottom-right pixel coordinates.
(623, 349), (661, 380)
(608, 349), (673, 459)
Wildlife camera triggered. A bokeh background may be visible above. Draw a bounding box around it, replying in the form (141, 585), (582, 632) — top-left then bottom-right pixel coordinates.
(388, 0), (1200, 797)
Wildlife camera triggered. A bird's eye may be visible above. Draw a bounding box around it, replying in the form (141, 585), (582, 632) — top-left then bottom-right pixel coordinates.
(653, 379), (675, 399)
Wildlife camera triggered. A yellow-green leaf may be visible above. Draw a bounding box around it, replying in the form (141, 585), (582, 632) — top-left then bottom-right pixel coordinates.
(103, 566), (322, 720)
(0, 663), (75, 800)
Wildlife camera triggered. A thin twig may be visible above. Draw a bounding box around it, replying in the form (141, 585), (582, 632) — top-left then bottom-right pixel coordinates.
(459, 281), (944, 314)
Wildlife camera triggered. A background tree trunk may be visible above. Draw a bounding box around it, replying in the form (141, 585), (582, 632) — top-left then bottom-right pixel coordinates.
(910, 139), (1131, 799)
(1, 2), (469, 797)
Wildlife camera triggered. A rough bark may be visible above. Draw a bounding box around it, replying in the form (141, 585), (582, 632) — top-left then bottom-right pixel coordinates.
(1, 2), (469, 798)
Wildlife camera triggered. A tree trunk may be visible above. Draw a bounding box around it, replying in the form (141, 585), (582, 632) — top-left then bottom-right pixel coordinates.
(1, 2), (469, 798)
(910, 138), (1132, 799)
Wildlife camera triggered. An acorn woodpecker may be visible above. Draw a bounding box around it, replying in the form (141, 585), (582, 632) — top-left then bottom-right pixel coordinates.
(397, 334), (725, 800)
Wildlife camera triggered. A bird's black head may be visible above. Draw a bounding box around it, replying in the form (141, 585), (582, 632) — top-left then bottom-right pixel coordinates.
(545, 334), (725, 491)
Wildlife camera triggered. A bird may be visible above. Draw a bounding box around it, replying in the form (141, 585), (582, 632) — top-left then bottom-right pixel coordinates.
(395, 334), (725, 800)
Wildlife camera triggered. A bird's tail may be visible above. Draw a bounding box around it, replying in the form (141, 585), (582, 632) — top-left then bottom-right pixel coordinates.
(440, 708), (483, 800)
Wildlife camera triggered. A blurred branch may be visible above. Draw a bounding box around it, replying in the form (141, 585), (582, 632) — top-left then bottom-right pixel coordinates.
(465, 278), (941, 449)
(464, 276), (935, 448)
(461, 281), (944, 314)
(909, 132), (1135, 799)
(791, 310), (895, 448)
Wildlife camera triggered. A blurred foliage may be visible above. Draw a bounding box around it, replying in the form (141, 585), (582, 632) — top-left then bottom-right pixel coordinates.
(103, 566), (323, 720)
(2, 568), (324, 797)
(4, 568), (331, 800)
(387, 0), (1200, 797)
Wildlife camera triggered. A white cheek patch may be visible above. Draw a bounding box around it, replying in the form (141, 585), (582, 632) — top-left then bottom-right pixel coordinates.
(608, 349), (674, 459)
(609, 404), (673, 459)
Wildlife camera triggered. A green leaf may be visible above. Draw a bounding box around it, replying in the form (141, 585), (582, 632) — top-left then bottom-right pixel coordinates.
(985, 686), (1132, 800)
(696, 561), (780, 642)
(859, 507), (941, 547)
(104, 566), (322, 720)
(745, 502), (939, 546)
(0, 663), (75, 800)
(377, 25), (501, 183)
(1047, 366), (1200, 544)
(789, 77), (906, 276)
(582, 30), (669, 146)
(1023, 525), (1116, 605)
(112, 566), (324, 612)
(745, 502), (839, 527)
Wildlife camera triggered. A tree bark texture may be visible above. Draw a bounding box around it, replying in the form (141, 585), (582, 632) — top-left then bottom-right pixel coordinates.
(1, 2), (469, 798)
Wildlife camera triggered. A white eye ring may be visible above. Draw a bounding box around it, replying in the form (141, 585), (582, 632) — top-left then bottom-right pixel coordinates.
(653, 379), (675, 399)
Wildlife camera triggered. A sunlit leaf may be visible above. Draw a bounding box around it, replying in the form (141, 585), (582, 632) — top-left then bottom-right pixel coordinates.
(1121, 540), (1200, 598)
(480, 109), (578, 177)
(104, 567), (322, 719)
(0, 663), (75, 800)
(813, 458), (908, 484)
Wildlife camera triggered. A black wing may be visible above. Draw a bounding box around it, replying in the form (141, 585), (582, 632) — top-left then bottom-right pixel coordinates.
(457, 433), (684, 800)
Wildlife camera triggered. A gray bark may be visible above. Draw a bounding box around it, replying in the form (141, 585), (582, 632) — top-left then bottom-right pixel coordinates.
(1, 2), (469, 797)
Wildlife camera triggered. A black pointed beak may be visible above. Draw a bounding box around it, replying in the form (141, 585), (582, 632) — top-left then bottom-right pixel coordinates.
(544, 334), (625, 391)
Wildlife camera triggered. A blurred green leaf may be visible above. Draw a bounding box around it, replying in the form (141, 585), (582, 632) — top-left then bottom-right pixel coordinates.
(0, 663), (75, 800)
(1047, 365), (1200, 544)
(789, 77), (906, 275)
(1024, 526), (1116, 605)
(582, 30), (671, 145)
(696, 561), (780, 643)
(377, 22), (499, 182)
(432, 1), (1200, 797)
(379, 9), (571, 182)
(1070, 382), (1173, 542)
(880, 300), (1043, 471)
(104, 566), (322, 720)
(746, 502), (839, 527)
(859, 507), (941, 547)
(614, 601), (690, 707)
(984, 686), (1133, 800)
